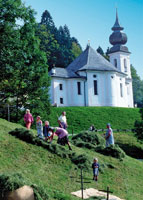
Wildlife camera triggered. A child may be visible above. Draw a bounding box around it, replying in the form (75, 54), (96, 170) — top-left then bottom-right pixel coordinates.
(92, 158), (99, 181)
(43, 121), (52, 142)
(36, 116), (43, 139)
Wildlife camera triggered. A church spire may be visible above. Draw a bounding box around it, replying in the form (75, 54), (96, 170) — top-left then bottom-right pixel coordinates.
(109, 9), (129, 53)
(112, 9), (123, 31)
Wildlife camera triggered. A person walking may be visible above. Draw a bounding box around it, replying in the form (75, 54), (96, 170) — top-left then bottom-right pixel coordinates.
(58, 111), (67, 129)
(105, 123), (114, 147)
(24, 109), (34, 129)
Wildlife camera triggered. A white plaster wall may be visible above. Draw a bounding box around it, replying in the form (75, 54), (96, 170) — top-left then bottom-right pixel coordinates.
(67, 79), (85, 106)
(51, 78), (68, 106)
(109, 51), (131, 78)
(86, 71), (115, 106)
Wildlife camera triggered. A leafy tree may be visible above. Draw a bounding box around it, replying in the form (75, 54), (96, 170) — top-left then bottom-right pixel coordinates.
(97, 46), (109, 60)
(97, 46), (104, 55)
(131, 65), (143, 107)
(40, 10), (82, 69)
(0, 0), (51, 122)
(36, 24), (59, 71)
(71, 42), (82, 58)
(134, 109), (143, 140)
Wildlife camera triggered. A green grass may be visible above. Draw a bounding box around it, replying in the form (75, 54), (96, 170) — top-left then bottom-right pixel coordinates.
(48, 107), (141, 133)
(0, 118), (143, 200)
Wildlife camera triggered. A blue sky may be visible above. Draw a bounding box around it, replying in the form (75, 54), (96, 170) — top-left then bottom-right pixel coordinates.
(23, 0), (143, 79)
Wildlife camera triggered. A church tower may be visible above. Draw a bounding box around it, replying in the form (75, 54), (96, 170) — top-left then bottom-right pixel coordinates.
(108, 10), (132, 77)
(108, 10), (134, 107)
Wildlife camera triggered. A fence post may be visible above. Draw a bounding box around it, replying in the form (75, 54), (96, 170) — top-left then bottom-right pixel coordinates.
(7, 104), (10, 122)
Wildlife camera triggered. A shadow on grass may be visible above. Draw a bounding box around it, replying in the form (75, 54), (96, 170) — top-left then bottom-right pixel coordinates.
(116, 142), (143, 159)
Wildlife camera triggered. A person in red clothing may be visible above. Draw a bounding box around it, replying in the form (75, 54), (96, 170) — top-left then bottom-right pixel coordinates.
(24, 109), (34, 129)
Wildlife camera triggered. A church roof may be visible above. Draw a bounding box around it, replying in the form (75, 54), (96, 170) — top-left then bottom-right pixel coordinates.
(50, 45), (125, 78)
(67, 45), (122, 73)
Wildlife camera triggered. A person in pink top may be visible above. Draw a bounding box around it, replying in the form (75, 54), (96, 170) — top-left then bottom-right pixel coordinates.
(24, 109), (34, 129)
(49, 127), (72, 150)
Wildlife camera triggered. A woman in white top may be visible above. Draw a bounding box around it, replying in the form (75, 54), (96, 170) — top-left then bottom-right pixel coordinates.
(58, 111), (68, 129)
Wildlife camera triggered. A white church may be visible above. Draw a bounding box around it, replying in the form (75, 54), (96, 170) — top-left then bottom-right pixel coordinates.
(49, 11), (134, 108)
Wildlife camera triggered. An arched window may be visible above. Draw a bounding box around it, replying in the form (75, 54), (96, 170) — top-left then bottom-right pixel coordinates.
(114, 59), (117, 68)
(124, 59), (127, 72)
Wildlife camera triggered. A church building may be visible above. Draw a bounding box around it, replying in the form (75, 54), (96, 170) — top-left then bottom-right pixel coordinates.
(49, 11), (134, 108)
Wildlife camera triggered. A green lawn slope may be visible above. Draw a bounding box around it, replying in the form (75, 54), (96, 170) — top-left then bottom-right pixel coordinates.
(0, 118), (143, 200)
(49, 107), (141, 133)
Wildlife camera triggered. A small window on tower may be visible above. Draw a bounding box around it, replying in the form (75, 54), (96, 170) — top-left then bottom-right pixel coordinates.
(59, 84), (63, 90)
(120, 83), (123, 97)
(114, 59), (117, 68)
(124, 59), (127, 72)
(60, 98), (63, 104)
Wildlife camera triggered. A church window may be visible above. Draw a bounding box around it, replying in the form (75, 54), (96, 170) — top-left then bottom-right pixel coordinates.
(114, 59), (117, 68)
(94, 80), (98, 95)
(127, 87), (129, 95)
(59, 83), (63, 90)
(120, 83), (123, 97)
(60, 98), (63, 104)
(77, 82), (81, 95)
(93, 74), (97, 78)
(124, 59), (127, 72)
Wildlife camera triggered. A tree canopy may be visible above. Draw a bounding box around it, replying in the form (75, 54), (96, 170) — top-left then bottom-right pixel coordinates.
(131, 65), (143, 107)
(0, 0), (51, 121)
(39, 10), (82, 70)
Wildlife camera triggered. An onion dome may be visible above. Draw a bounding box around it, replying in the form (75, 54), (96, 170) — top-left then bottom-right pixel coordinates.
(109, 10), (129, 53)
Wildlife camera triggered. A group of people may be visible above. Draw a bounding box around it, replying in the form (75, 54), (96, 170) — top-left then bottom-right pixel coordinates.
(24, 109), (115, 181)
(24, 110), (72, 150)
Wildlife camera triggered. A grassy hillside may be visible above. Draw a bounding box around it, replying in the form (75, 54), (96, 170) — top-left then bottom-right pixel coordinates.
(0, 118), (143, 200)
(49, 107), (141, 133)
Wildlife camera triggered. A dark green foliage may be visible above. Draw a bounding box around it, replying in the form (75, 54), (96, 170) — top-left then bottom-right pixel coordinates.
(95, 145), (126, 160)
(134, 120), (143, 140)
(97, 46), (104, 56)
(0, 173), (49, 200)
(39, 10), (82, 69)
(131, 65), (143, 107)
(0, 0), (51, 122)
